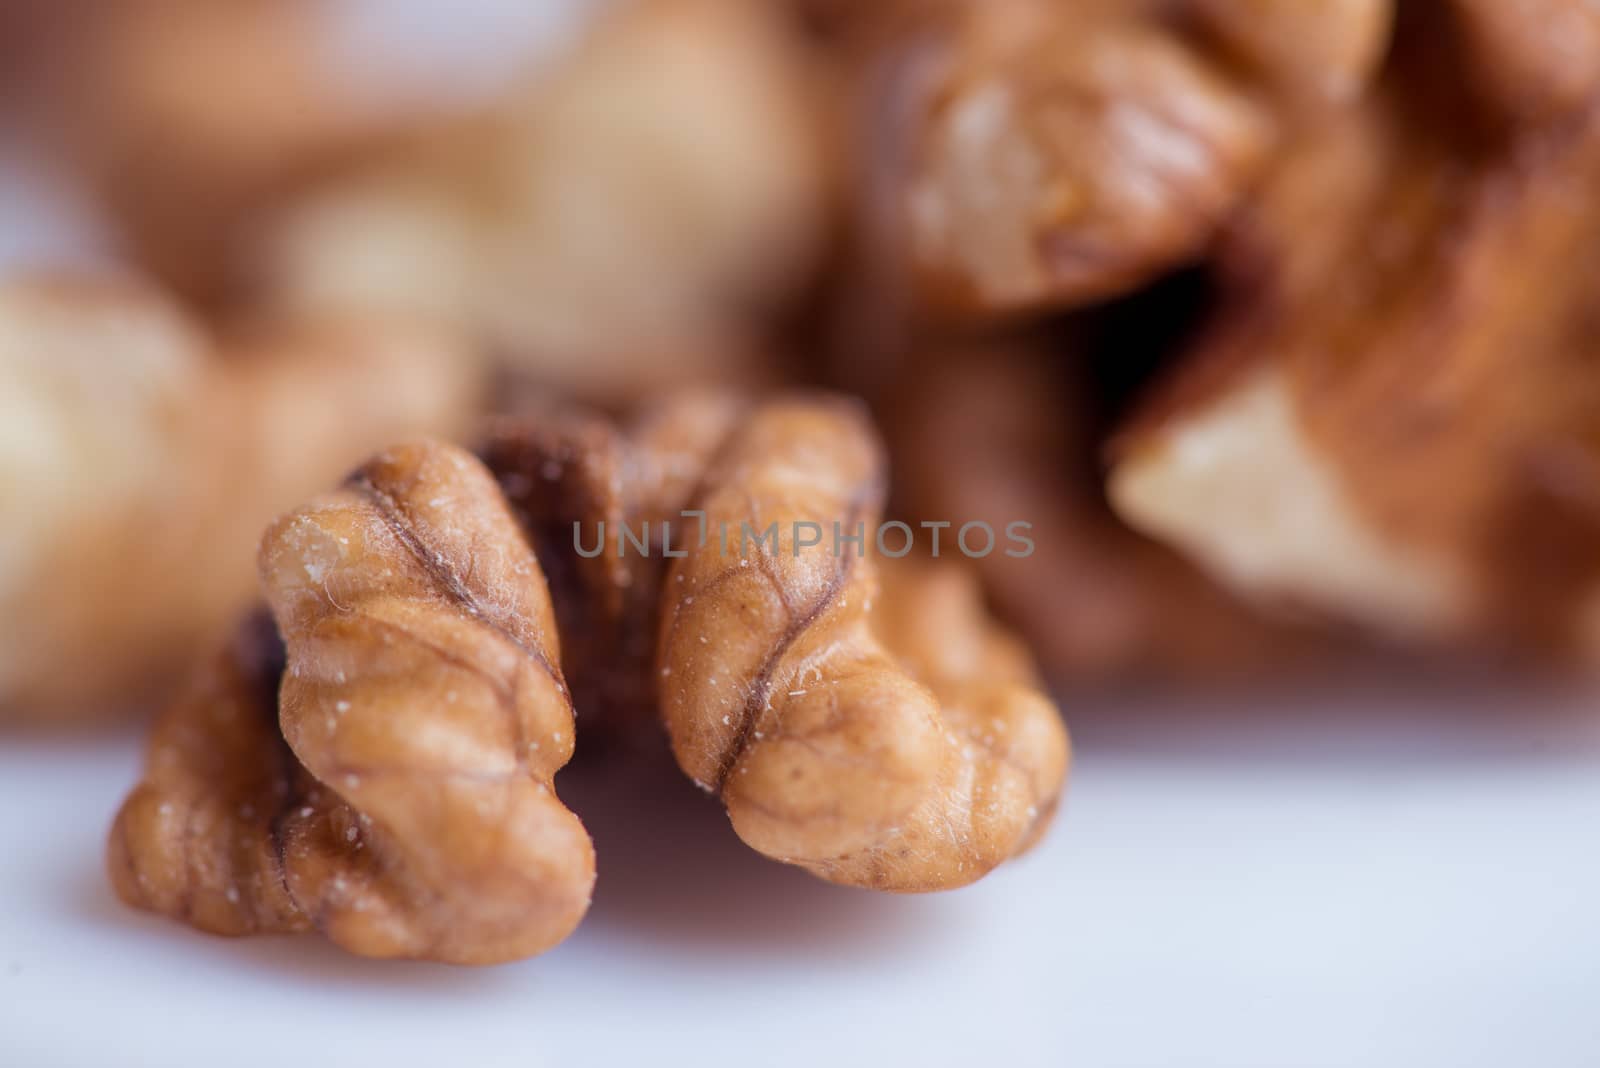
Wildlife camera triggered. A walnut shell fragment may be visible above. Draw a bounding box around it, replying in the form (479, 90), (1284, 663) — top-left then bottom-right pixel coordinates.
(656, 397), (1069, 891)
(110, 441), (594, 964)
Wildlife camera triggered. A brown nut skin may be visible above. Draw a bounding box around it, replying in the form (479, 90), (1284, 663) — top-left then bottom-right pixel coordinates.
(1441, 0), (1600, 125)
(1185, 0), (1394, 104)
(480, 392), (744, 736)
(110, 441), (594, 964)
(851, 0), (1274, 317)
(891, 335), (1332, 684)
(656, 396), (1069, 891)
(107, 613), (312, 939)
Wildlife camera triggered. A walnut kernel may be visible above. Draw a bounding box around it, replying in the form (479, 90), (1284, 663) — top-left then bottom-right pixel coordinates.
(111, 441), (594, 964)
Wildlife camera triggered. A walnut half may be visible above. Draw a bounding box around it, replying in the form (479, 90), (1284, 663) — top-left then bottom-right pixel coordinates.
(109, 441), (594, 964)
(656, 396), (1069, 891)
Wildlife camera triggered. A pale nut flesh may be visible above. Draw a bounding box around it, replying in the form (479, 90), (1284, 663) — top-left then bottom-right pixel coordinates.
(110, 441), (594, 964)
(656, 397), (1069, 891)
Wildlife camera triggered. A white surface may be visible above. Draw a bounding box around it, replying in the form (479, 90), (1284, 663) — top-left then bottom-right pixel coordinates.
(4, 692), (1599, 1068)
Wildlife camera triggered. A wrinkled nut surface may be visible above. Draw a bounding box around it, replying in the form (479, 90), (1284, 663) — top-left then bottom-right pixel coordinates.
(657, 397), (1069, 891)
(1111, 89), (1600, 658)
(0, 274), (479, 717)
(854, 0), (1273, 315)
(481, 392), (743, 734)
(110, 442), (594, 963)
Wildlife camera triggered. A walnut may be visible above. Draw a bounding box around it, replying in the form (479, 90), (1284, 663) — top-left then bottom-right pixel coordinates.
(656, 396), (1069, 891)
(891, 334), (1333, 682)
(843, 0), (1275, 316)
(1108, 87), (1600, 660)
(110, 441), (593, 964)
(1439, 0), (1600, 125)
(0, 274), (480, 718)
(825, 0), (1404, 324)
(259, 0), (826, 401)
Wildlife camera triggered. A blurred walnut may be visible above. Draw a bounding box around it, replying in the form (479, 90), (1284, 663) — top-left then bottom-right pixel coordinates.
(1110, 90), (1600, 660)
(892, 336), (1328, 683)
(1186, 0), (1393, 104)
(110, 442), (593, 964)
(656, 396), (1068, 891)
(0, 274), (480, 718)
(832, 0), (1396, 324)
(1441, 0), (1600, 125)
(33, 0), (469, 305)
(856, 0), (1271, 315)
(260, 0), (826, 402)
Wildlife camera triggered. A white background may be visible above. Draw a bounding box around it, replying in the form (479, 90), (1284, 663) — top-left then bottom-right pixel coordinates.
(4, 688), (1599, 1068)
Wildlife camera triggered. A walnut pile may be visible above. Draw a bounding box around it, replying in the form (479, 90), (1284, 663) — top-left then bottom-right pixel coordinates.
(0, 275), (480, 718)
(109, 390), (1070, 959)
(110, 441), (594, 964)
(45, 0), (1600, 968)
